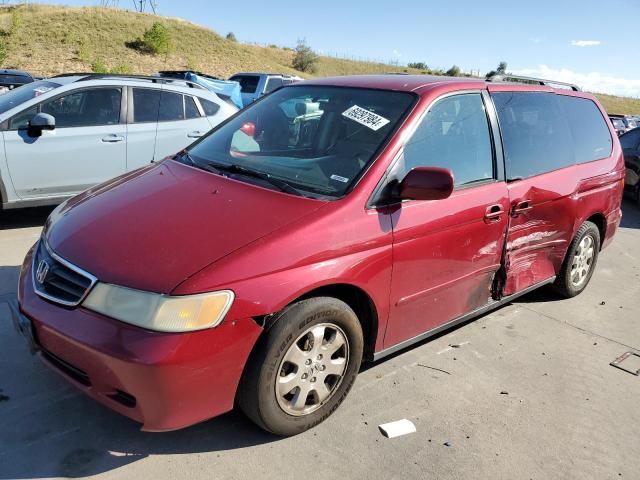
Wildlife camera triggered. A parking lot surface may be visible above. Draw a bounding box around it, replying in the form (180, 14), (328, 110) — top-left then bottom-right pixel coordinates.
(1, 201), (639, 480)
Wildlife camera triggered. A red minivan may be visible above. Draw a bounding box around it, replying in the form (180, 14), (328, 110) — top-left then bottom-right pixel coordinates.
(12, 74), (624, 436)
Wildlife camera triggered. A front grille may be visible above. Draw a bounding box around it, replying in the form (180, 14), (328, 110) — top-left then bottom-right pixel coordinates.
(32, 240), (97, 307)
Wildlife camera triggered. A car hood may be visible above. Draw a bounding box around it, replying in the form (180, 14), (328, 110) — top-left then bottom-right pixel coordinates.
(46, 160), (326, 293)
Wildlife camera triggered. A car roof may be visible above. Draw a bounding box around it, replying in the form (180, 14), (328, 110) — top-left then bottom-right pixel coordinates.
(47, 73), (220, 96)
(0, 68), (33, 78)
(298, 74), (590, 97)
(231, 72), (300, 78)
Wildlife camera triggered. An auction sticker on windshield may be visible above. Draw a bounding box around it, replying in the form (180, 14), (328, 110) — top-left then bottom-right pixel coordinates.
(342, 105), (390, 131)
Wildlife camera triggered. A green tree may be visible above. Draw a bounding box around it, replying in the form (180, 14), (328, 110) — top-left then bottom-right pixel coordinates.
(226, 32), (237, 42)
(446, 65), (461, 77)
(292, 38), (319, 73)
(486, 61), (508, 79)
(141, 22), (173, 56)
(408, 62), (428, 70)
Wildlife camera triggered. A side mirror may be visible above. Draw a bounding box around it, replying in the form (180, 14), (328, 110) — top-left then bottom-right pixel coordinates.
(398, 166), (454, 201)
(28, 113), (56, 137)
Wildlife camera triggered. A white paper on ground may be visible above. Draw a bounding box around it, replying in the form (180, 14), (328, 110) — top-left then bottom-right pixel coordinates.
(378, 419), (416, 438)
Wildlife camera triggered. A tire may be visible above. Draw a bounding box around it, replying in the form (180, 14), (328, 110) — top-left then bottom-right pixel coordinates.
(553, 221), (601, 298)
(237, 297), (364, 436)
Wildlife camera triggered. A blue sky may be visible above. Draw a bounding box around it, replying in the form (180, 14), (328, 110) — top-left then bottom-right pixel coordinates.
(33, 0), (640, 96)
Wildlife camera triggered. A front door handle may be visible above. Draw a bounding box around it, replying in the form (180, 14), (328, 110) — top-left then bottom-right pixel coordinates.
(101, 134), (125, 143)
(511, 199), (532, 217)
(187, 131), (203, 138)
(484, 204), (505, 222)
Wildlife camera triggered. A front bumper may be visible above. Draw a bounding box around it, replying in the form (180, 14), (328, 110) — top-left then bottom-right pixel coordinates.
(16, 248), (263, 431)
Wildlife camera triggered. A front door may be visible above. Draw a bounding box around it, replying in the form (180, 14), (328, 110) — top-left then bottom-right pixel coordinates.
(3, 87), (126, 199)
(384, 92), (509, 347)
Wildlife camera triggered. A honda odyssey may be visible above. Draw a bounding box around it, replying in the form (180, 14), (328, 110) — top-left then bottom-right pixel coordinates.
(11, 74), (624, 436)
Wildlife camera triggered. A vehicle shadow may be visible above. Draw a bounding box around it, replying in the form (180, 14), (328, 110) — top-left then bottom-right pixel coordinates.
(0, 206), (54, 230)
(620, 197), (640, 229)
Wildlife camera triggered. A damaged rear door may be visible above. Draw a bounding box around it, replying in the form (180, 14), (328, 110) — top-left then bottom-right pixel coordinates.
(490, 89), (577, 295)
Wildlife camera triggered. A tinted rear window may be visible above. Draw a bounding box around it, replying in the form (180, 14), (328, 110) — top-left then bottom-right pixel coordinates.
(620, 129), (640, 149)
(230, 75), (260, 94)
(556, 95), (612, 163)
(133, 88), (160, 123)
(492, 92), (574, 180)
(158, 91), (185, 121)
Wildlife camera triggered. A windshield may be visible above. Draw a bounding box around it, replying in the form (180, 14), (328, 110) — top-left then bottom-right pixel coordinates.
(186, 85), (416, 197)
(0, 80), (61, 114)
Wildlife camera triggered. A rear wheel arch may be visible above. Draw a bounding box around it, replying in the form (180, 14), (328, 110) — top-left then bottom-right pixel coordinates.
(585, 212), (606, 250)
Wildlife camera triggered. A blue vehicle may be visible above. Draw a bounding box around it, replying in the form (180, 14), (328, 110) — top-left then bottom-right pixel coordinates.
(229, 72), (302, 106)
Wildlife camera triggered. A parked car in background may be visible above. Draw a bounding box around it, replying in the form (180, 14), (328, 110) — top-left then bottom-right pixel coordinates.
(0, 68), (35, 95)
(620, 128), (640, 204)
(0, 73), (238, 211)
(228, 72), (302, 106)
(610, 116), (627, 136)
(609, 114), (637, 134)
(12, 74), (623, 436)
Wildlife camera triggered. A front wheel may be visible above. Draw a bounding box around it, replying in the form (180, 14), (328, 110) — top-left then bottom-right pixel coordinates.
(237, 297), (364, 436)
(554, 221), (601, 298)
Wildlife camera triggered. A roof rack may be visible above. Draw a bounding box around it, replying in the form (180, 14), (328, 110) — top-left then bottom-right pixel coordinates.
(51, 72), (206, 90)
(486, 74), (581, 91)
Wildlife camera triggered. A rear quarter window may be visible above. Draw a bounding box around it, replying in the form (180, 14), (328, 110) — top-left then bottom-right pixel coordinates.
(492, 92), (574, 180)
(199, 98), (220, 116)
(556, 95), (612, 163)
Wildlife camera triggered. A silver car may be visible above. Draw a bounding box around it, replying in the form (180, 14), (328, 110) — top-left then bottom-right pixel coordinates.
(0, 73), (238, 211)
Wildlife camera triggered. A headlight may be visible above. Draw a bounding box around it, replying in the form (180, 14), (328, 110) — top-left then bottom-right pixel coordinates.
(83, 283), (234, 332)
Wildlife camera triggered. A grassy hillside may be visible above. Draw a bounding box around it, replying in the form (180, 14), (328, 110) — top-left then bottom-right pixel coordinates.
(1, 4), (639, 114)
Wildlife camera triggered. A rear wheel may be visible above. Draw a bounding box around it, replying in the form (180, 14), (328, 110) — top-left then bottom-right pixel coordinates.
(237, 297), (363, 436)
(553, 221), (600, 298)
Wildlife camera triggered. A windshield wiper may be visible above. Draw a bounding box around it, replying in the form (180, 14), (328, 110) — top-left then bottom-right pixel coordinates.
(207, 162), (303, 196)
(178, 151), (221, 174)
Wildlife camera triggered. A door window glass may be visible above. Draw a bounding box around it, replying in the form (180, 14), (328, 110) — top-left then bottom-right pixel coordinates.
(199, 98), (220, 116)
(9, 106), (37, 129)
(40, 88), (121, 127)
(397, 93), (494, 187)
(132, 88), (161, 123)
(229, 75), (259, 93)
(185, 95), (201, 119)
(492, 92), (574, 180)
(158, 91), (185, 121)
(556, 95), (612, 163)
(265, 77), (283, 93)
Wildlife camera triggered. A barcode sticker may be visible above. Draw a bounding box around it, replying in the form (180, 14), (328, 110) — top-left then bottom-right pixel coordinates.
(342, 105), (390, 131)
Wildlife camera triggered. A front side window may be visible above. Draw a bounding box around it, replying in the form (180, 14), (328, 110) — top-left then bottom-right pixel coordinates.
(40, 88), (121, 128)
(186, 86), (415, 197)
(391, 93), (494, 187)
(9, 106), (37, 129)
(556, 95), (612, 163)
(492, 92), (574, 180)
